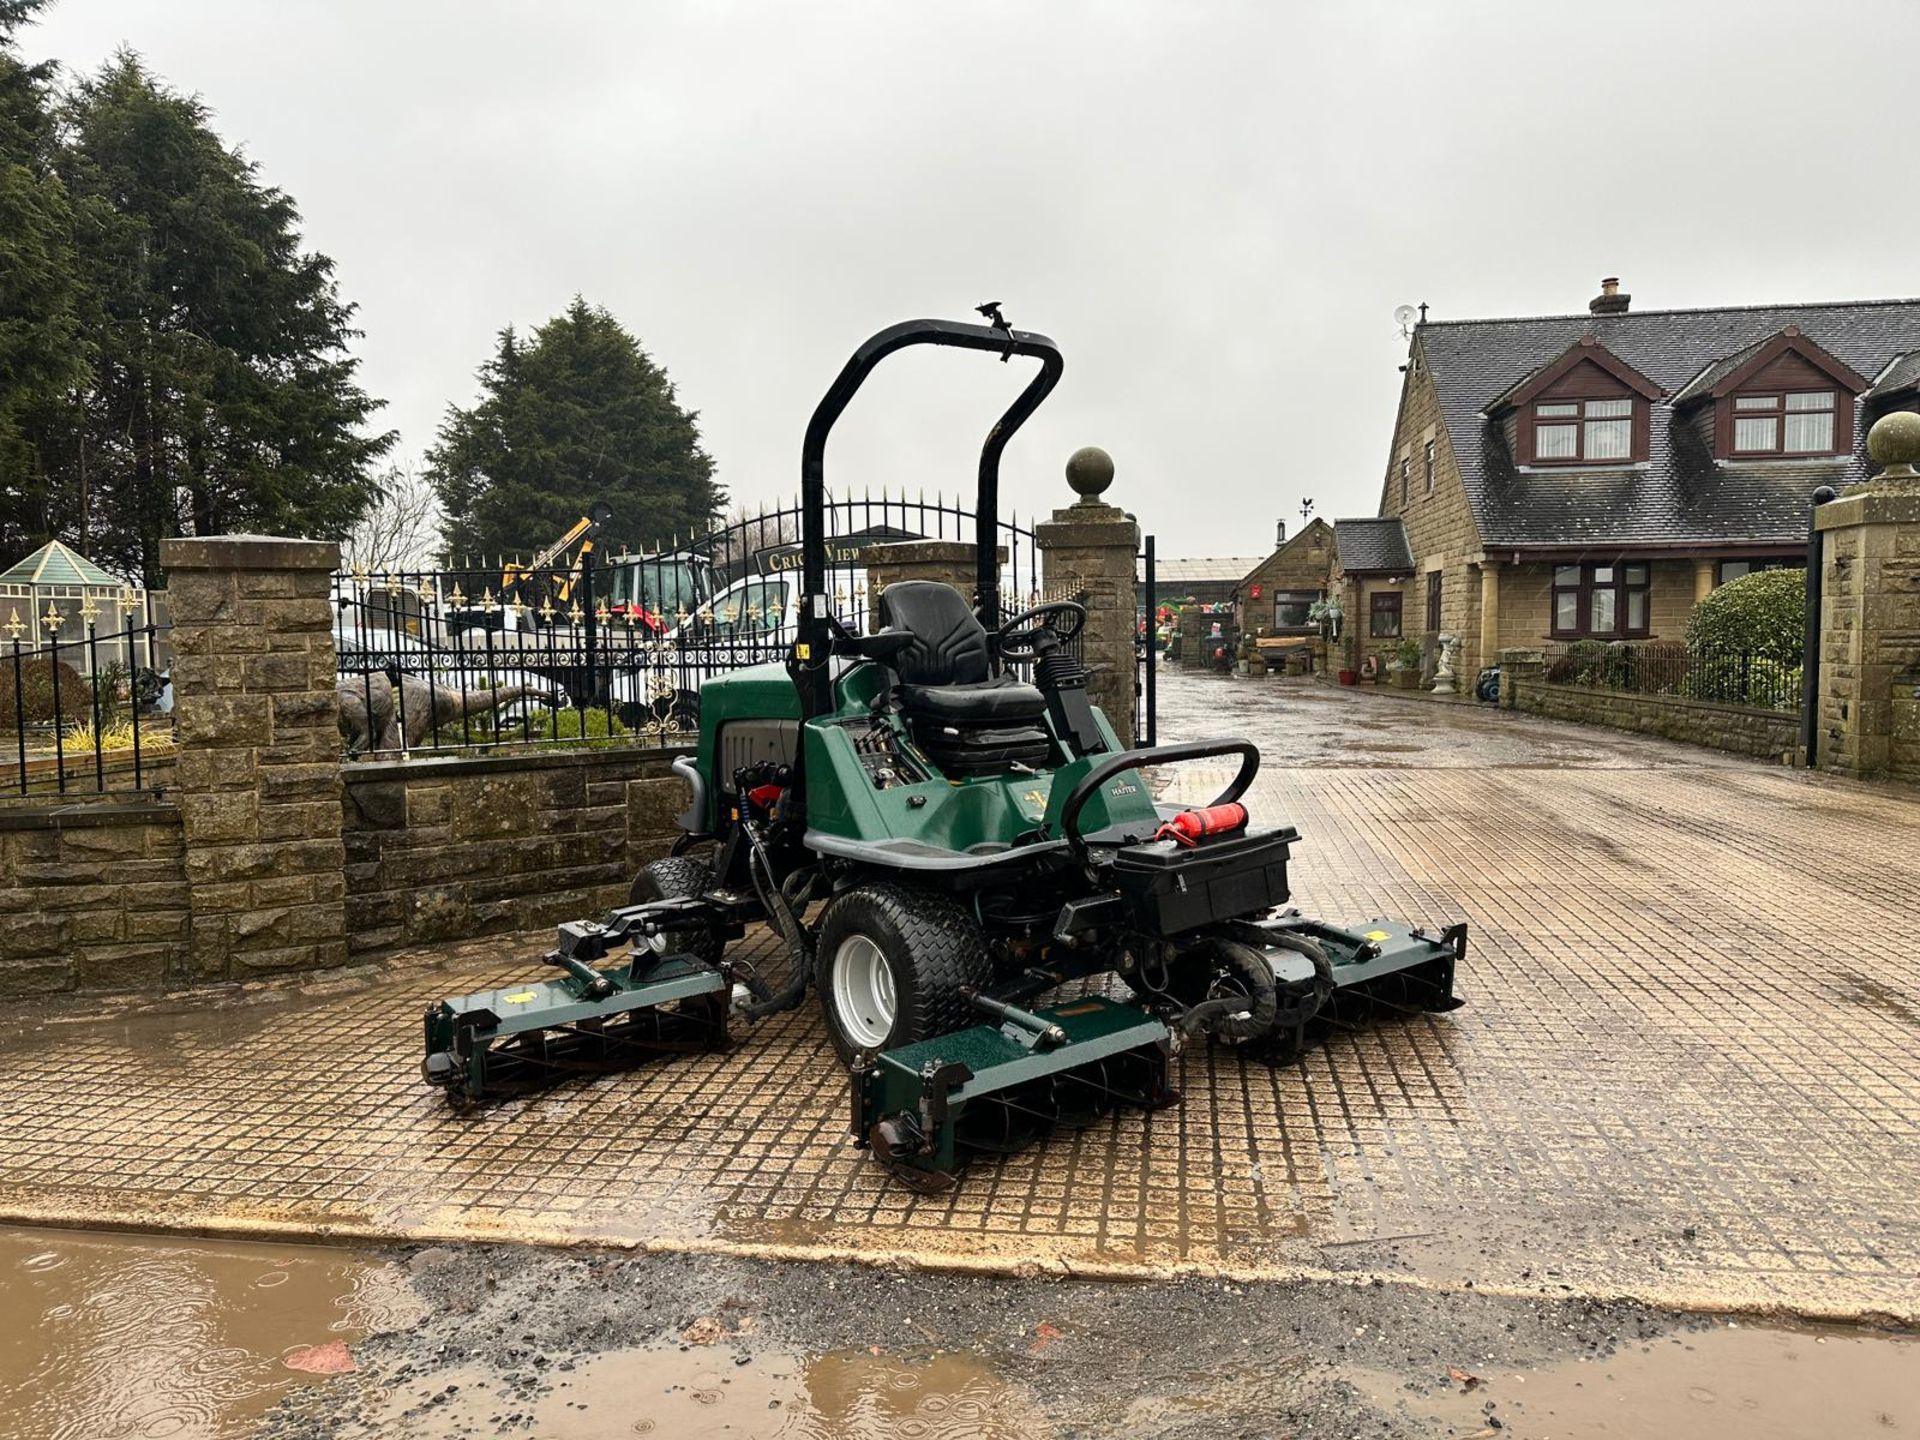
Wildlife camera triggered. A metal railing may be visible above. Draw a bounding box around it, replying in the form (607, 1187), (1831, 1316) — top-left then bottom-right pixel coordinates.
(1542, 639), (1801, 712)
(336, 492), (1059, 758)
(5, 611), (172, 796)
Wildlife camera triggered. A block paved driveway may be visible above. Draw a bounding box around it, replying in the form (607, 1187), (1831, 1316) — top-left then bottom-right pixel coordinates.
(3, 671), (1919, 1320)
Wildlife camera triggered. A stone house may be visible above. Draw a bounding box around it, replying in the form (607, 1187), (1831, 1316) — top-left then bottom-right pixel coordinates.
(1331, 280), (1920, 679)
(1232, 518), (1335, 638)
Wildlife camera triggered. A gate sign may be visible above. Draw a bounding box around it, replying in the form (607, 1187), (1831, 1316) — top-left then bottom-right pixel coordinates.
(751, 524), (924, 576)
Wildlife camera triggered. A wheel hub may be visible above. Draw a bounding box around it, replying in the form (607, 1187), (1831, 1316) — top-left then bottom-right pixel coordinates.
(831, 934), (896, 1049)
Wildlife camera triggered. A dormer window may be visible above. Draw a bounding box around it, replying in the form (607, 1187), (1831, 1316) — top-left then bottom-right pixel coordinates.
(1535, 397), (1633, 462)
(1689, 328), (1867, 461)
(1496, 338), (1661, 467)
(1729, 390), (1837, 455)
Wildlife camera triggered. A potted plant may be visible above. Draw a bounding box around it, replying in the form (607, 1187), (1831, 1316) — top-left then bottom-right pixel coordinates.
(1390, 638), (1422, 689)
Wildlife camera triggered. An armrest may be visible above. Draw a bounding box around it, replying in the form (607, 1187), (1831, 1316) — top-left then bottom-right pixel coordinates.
(832, 628), (916, 663)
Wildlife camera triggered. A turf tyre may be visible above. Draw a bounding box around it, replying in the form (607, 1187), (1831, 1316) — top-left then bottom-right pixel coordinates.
(628, 856), (723, 968)
(814, 883), (992, 1067)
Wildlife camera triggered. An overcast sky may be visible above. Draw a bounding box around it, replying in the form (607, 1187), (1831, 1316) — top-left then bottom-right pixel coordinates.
(23, 1), (1920, 557)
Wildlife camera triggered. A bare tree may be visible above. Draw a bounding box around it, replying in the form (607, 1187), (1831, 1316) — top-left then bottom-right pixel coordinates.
(344, 461), (443, 573)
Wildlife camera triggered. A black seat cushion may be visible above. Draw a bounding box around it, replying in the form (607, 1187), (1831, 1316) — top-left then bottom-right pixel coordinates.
(878, 581), (991, 686)
(898, 674), (1046, 726)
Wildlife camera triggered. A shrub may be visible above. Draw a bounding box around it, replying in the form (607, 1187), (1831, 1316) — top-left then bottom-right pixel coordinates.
(0, 655), (89, 723)
(533, 706), (630, 745)
(1686, 569), (1805, 662)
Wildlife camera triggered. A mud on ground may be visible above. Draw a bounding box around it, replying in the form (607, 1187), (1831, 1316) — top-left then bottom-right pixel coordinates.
(256, 1242), (1919, 1439)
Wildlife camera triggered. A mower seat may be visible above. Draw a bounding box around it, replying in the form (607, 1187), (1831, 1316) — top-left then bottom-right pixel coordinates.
(878, 581), (1050, 775)
(897, 674), (1043, 725)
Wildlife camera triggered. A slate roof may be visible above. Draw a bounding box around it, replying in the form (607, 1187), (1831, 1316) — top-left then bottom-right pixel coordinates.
(1415, 298), (1920, 549)
(0, 540), (122, 588)
(1333, 518), (1414, 575)
(1866, 348), (1920, 400)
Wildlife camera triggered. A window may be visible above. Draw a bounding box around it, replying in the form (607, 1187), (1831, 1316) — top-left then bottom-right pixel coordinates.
(1729, 391), (1837, 455)
(1531, 397), (1637, 464)
(1423, 440), (1436, 495)
(1399, 456), (1410, 508)
(1273, 591), (1317, 632)
(1426, 570), (1442, 631)
(1717, 558), (1804, 586)
(1550, 562), (1651, 639)
(1369, 591), (1403, 638)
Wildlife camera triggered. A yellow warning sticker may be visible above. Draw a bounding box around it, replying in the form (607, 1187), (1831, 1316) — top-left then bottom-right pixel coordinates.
(502, 990), (538, 1004)
(1363, 930), (1391, 942)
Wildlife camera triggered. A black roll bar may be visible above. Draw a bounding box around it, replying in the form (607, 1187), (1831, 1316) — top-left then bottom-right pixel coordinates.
(1056, 739), (1260, 858)
(794, 318), (1065, 718)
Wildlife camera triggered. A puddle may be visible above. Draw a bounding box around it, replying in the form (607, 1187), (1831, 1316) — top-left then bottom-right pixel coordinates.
(366, 1341), (1046, 1439)
(0, 1225), (422, 1440)
(1350, 1319), (1920, 1439)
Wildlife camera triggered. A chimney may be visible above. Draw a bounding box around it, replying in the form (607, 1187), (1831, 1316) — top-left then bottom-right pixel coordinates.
(1275, 519), (1287, 547)
(1589, 276), (1631, 316)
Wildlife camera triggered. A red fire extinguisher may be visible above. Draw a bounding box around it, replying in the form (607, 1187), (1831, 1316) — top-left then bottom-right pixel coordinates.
(1155, 802), (1249, 847)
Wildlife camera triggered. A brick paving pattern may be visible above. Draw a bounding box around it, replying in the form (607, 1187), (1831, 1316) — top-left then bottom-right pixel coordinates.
(2, 675), (1917, 1319)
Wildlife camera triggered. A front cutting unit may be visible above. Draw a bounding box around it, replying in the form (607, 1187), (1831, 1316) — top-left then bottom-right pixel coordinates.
(423, 312), (1468, 1190)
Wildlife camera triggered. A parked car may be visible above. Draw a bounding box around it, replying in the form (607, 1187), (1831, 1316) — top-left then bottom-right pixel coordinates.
(608, 573), (807, 731)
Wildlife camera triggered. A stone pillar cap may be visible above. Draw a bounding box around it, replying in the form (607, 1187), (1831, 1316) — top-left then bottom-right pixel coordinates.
(1868, 411), (1920, 485)
(1065, 446), (1115, 505)
(160, 535), (341, 570)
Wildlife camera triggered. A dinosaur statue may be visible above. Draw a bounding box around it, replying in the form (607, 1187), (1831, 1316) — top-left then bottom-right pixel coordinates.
(337, 673), (564, 754)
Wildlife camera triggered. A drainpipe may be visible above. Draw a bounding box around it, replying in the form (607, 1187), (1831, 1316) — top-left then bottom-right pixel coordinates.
(1800, 485), (1837, 767)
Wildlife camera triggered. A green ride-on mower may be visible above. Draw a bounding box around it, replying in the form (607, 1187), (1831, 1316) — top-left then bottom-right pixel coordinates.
(423, 312), (1468, 1191)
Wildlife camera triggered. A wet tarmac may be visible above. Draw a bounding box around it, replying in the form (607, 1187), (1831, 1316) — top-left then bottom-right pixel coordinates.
(245, 1239), (1920, 1440)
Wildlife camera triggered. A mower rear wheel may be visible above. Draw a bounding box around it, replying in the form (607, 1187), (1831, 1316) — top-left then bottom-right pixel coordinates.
(628, 856), (723, 968)
(814, 884), (991, 1067)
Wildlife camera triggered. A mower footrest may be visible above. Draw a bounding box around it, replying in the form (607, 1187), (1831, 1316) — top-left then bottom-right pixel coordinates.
(423, 954), (729, 1107)
(852, 995), (1176, 1191)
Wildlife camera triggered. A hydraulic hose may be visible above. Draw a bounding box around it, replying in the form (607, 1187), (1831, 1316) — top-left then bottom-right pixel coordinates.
(739, 826), (815, 1020)
(1176, 939), (1279, 1044)
(1261, 929), (1336, 1010)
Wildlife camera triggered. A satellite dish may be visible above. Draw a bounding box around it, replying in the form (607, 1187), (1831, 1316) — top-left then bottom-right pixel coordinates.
(1393, 304), (1418, 336)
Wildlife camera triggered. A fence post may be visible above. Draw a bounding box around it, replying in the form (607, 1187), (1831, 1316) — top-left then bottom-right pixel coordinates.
(161, 535), (348, 980)
(1036, 447), (1140, 748)
(1812, 414), (1920, 780)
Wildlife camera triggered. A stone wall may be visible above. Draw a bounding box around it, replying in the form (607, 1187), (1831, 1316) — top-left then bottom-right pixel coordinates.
(341, 747), (689, 954)
(0, 799), (191, 995)
(1507, 672), (1798, 761)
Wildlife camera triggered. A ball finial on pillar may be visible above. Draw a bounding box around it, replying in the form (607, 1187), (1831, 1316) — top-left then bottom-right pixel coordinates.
(1065, 446), (1115, 504)
(1867, 411), (1920, 478)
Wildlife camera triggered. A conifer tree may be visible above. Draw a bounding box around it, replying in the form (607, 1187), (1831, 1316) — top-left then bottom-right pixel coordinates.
(428, 298), (722, 561)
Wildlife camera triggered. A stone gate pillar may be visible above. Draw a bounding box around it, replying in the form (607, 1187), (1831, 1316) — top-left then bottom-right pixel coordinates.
(857, 539), (1006, 632)
(161, 535), (348, 979)
(1814, 415), (1920, 780)
(1036, 447), (1140, 748)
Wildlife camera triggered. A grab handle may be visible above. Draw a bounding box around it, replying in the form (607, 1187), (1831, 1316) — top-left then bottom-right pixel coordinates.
(1056, 739), (1259, 859)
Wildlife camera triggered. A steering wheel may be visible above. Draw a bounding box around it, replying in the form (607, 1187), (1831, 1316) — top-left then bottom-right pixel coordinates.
(996, 600), (1087, 660)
